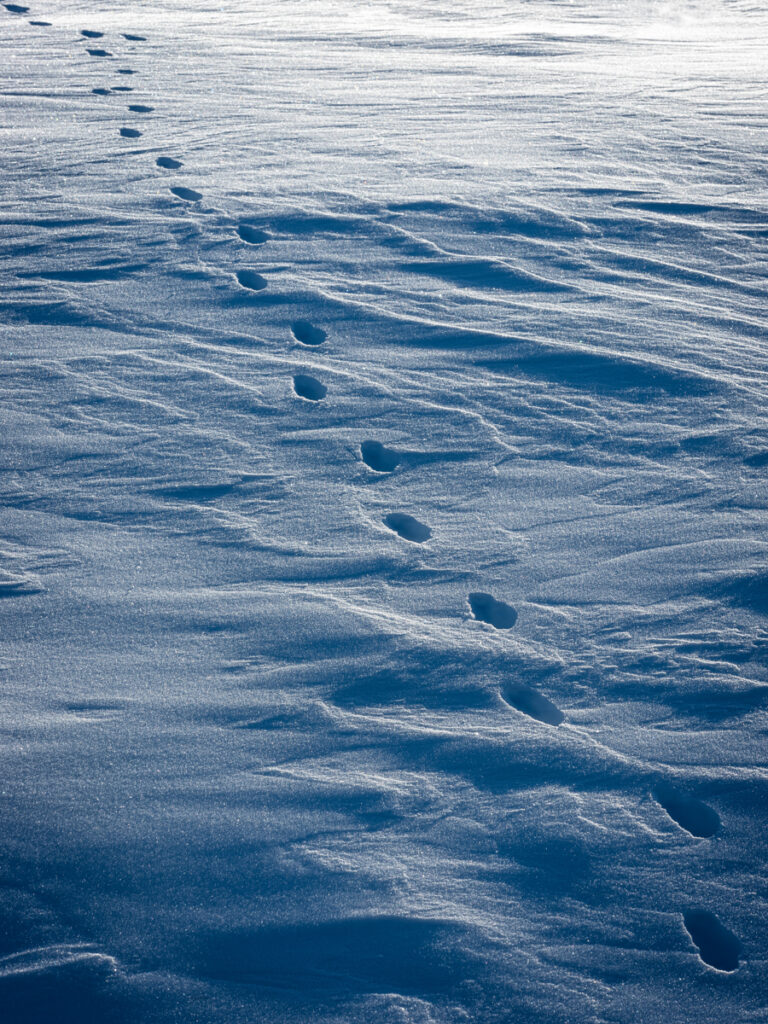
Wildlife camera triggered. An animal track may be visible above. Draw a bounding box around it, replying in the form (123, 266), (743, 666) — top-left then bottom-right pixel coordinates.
(236, 269), (267, 291)
(128, 104), (153, 113)
(92, 88), (111, 95)
(119, 127), (141, 138)
(468, 592), (518, 629)
(111, 86), (133, 92)
(170, 186), (202, 202)
(117, 68), (135, 75)
(87, 48), (112, 57)
(683, 910), (740, 972)
(293, 375), (326, 401)
(123, 33), (146, 41)
(4, 4), (29, 12)
(500, 683), (564, 725)
(81, 29), (103, 38)
(291, 320), (327, 346)
(383, 513), (431, 543)
(157, 156), (182, 169)
(237, 224), (269, 245)
(653, 783), (720, 838)
(29, 18), (50, 24)
(361, 440), (400, 473)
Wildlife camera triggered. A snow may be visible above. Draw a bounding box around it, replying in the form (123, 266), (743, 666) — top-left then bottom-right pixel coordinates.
(1, 1), (767, 1021)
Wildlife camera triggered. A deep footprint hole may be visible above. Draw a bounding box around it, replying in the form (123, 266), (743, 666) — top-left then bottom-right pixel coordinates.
(683, 910), (740, 972)
(236, 269), (268, 292)
(291, 320), (326, 347)
(361, 441), (400, 473)
(654, 784), (720, 838)
(293, 375), (326, 402)
(170, 186), (202, 202)
(468, 592), (518, 629)
(383, 513), (431, 544)
(237, 224), (269, 245)
(501, 683), (564, 726)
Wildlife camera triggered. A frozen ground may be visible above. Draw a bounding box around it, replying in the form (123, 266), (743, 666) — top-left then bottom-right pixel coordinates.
(1, 1), (767, 1021)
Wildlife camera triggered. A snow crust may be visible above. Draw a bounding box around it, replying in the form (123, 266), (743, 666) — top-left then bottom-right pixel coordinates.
(1, 1), (767, 1021)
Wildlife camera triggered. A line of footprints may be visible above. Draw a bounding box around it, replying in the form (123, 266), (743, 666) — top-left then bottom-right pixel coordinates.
(5, 2), (745, 978)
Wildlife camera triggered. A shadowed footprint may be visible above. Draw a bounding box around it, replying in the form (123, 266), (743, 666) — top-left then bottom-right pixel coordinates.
(236, 269), (267, 291)
(383, 512), (431, 543)
(128, 104), (153, 113)
(123, 33), (146, 41)
(653, 783), (720, 838)
(293, 375), (326, 401)
(237, 224), (269, 245)
(30, 19), (50, 24)
(157, 156), (182, 169)
(119, 127), (141, 138)
(683, 911), (740, 972)
(170, 186), (202, 202)
(501, 683), (564, 725)
(291, 320), (326, 346)
(468, 592), (518, 629)
(112, 86), (133, 92)
(361, 440), (400, 473)
(117, 68), (135, 75)
(81, 29), (103, 38)
(92, 88), (111, 95)
(4, 4), (29, 12)
(87, 48), (112, 57)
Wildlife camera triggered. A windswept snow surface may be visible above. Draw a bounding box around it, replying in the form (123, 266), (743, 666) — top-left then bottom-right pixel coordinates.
(1, 2), (767, 1021)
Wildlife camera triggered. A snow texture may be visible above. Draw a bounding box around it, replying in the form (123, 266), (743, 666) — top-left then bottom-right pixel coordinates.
(1, 1), (767, 1022)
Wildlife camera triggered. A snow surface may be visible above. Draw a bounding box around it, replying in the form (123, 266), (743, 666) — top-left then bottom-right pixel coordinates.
(1, 1), (767, 1021)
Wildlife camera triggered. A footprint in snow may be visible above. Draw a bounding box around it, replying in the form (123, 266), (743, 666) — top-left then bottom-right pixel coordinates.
(291, 320), (326, 346)
(87, 48), (112, 57)
(468, 592), (517, 629)
(30, 19), (51, 25)
(293, 375), (326, 402)
(653, 783), (720, 838)
(123, 33), (146, 41)
(236, 269), (267, 291)
(4, 4), (29, 12)
(117, 68), (135, 75)
(500, 682), (564, 726)
(683, 910), (740, 972)
(157, 156), (182, 169)
(237, 224), (269, 245)
(111, 86), (133, 92)
(170, 186), (202, 202)
(128, 104), (153, 113)
(119, 127), (141, 138)
(81, 29), (103, 38)
(361, 440), (400, 473)
(92, 88), (111, 95)
(383, 513), (431, 543)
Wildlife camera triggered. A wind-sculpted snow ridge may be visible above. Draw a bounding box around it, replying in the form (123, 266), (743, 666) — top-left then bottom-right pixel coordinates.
(1, 2), (767, 1023)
